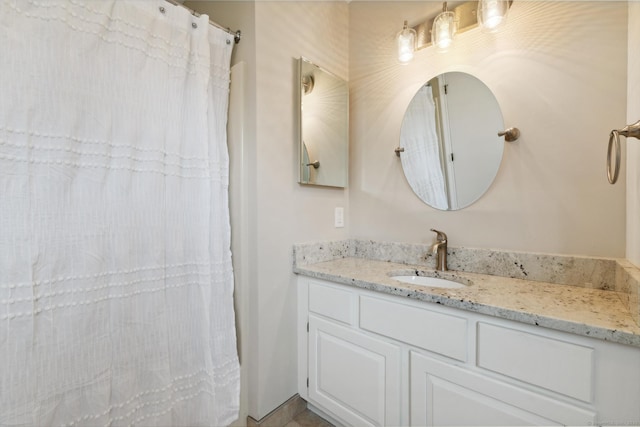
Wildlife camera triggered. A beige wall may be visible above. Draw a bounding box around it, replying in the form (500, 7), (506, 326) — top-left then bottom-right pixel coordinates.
(187, 1), (350, 421)
(349, 1), (627, 257)
(253, 2), (349, 417)
(627, 1), (640, 267)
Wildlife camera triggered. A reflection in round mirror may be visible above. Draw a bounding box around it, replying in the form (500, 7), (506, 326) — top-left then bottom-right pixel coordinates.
(399, 72), (504, 210)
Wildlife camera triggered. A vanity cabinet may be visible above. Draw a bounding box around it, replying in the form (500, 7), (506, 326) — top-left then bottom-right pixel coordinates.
(297, 276), (640, 426)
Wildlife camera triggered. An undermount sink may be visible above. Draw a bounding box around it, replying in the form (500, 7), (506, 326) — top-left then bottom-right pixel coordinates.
(390, 275), (467, 289)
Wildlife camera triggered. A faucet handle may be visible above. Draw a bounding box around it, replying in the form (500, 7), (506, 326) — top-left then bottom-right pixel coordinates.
(430, 228), (447, 242)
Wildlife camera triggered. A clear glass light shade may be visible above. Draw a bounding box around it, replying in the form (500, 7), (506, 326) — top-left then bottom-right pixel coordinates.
(431, 11), (457, 52)
(477, 0), (509, 32)
(397, 22), (417, 64)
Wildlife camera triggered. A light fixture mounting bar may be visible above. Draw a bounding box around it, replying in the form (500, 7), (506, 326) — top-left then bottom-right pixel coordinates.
(412, 0), (512, 51)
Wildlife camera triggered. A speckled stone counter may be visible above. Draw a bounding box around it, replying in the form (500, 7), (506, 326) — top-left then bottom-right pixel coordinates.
(293, 240), (640, 348)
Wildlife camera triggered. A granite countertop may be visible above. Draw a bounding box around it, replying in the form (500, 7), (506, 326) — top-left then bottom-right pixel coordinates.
(294, 256), (640, 347)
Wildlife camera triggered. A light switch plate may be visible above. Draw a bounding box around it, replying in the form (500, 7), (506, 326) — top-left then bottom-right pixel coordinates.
(334, 207), (344, 228)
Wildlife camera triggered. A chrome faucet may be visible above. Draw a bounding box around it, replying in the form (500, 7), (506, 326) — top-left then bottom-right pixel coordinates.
(430, 229), (448, 271)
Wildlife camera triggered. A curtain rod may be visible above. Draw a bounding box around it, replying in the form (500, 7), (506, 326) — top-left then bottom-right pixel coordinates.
(164, 0), (241, 44)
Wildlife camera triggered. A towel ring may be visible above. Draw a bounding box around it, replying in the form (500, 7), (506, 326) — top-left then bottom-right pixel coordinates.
(607, 130), (621, 184)
(608, 119), (640, 185)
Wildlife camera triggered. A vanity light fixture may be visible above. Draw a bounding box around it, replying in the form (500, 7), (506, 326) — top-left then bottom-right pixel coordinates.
(397, 20), (417, 64)
(396, 0), (513, 62)
(432, 2), (457, 52)
(477, 0), (510, 32)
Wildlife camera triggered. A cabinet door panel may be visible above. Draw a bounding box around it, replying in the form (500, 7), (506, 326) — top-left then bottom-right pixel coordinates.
(425, 374), (556, 426)
(410, 352), (596, 427)
(309, 315), (401, 426)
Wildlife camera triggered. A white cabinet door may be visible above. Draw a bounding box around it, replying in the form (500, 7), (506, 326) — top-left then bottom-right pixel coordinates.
(410, 352), (596, 427)
(309, 315), (401, 426)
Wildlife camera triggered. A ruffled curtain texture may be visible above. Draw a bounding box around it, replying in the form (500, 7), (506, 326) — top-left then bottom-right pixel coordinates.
(400, 85), (449, 210)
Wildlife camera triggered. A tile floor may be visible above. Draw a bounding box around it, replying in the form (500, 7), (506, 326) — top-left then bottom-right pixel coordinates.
(283, 409), (334, 427)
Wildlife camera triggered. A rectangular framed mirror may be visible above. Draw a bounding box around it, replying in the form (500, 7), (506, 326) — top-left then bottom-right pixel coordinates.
(298, 57), (348, 188)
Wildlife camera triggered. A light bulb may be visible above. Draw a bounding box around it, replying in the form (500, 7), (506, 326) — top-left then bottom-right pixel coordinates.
(478, 0), (509, 32)
(397, 21), (416, 64)
(437, 22), (451, 48)
(432, 11), (456, 52)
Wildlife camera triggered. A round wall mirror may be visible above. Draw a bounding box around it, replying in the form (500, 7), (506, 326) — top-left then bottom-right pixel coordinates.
(399, 72), (504, 210)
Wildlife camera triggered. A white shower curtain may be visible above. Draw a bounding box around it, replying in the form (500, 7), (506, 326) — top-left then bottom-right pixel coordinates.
(0, 1), (240, 425)
(400, 85), (449, 210)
